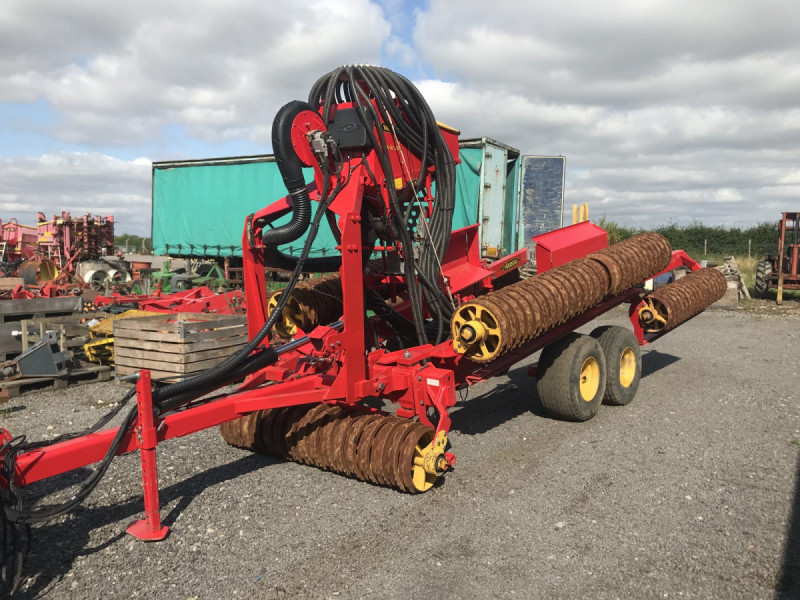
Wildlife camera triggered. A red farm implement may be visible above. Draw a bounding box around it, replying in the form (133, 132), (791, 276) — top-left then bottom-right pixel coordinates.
(0, 66), (727, 594)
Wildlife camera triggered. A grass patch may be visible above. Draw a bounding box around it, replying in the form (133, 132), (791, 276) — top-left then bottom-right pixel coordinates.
(791, 439), (800, 448)
(697, 253), (757, 291)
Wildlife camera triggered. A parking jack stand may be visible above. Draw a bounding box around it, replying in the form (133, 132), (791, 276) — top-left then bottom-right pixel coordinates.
(126, 369), (169, 541)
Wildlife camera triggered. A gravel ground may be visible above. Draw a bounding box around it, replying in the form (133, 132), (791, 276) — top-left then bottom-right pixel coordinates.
(1, 305), (798, 600)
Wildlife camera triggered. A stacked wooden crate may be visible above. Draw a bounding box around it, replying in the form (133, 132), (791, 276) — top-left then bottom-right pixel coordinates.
(114, 313), (247, 380)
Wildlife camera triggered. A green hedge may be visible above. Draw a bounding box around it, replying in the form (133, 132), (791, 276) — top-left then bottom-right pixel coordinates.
(594, 216), (778, 258)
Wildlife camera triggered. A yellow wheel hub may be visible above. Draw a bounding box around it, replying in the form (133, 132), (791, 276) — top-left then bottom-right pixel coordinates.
(619, 347), (636, 388)
(268, 292), (303, 338)
(639, 299), (667, 332)
(451, 303), (502, 361)
(411, 430), (448, 492)
(579, 356), (600, 402)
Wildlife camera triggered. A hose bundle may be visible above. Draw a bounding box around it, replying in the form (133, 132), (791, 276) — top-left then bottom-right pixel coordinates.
(308, 65), (457, 345)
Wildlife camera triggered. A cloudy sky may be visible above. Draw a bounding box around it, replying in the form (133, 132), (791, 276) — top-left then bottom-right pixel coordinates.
(2, 0), (799, 235)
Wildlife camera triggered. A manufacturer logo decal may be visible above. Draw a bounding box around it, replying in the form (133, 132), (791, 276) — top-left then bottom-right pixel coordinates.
(501, 258), (520, 271)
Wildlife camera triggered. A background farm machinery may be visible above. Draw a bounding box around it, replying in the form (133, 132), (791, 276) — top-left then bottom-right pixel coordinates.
(755, 211), (800, 303)
(0, 212), (118, 300)
(0, 65), (726, 594)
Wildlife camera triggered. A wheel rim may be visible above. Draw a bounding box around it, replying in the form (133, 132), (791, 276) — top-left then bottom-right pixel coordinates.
(619, 347), (636, 388)
(579, 357), (600, 402)
(410, 430), (439, 492)
(451, 303), (502, 361)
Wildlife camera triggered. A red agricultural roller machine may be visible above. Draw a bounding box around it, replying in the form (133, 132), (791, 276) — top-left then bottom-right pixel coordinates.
(0, 65), (727, 594)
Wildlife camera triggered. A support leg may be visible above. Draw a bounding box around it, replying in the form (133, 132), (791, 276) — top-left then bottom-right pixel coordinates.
(126, 370), (169, 541)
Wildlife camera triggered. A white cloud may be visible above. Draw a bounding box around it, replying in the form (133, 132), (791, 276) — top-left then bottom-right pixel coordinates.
(1, 0), (391, 144)
(0, 153), (151, 234)
(413, 0), (800, 226)
(2, 0), (800, 233)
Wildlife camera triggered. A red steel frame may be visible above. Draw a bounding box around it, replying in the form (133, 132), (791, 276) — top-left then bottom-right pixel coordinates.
(0, 95), (706, 543)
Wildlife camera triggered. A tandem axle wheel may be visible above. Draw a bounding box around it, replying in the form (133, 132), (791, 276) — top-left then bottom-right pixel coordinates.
(535, 326), (643, 421)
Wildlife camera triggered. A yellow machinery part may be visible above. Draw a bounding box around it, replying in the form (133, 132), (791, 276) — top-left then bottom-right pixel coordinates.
(578, 356), (600, 402)
(267, 291), (303, 337)
(412, 430), (448, 492)
(619, 347), (637, 388)
(451, 302), (502, 361)
(637, 297), (668, 332)
(83, 337), (115, 366)
(84, 310), (162, 366)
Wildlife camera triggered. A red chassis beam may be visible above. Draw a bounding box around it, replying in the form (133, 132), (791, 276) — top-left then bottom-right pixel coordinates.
(7, 374), (332, 488)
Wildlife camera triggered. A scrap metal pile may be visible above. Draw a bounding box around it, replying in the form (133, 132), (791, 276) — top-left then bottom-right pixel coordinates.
(0, 212), (115, 299)
(36, 211), (115, 265)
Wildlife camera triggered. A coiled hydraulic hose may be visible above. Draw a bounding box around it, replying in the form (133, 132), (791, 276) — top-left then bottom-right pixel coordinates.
(259, 100), (343, 273)
(308, 65), (456, 345)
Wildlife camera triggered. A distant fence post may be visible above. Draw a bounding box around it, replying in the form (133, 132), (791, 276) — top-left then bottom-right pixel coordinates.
(704, 239), (707, 256)
(748, 239), (751, 259)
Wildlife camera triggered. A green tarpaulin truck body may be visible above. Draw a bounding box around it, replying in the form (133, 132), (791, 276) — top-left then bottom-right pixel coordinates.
(151, 140), (564, 262)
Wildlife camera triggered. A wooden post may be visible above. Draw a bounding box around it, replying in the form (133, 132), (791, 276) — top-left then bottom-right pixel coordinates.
(748, 239), (751, 259)
(704, 239), (707, 256)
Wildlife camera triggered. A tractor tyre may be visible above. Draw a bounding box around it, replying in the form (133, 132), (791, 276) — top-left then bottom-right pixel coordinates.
(590, 325), (641, 406)
(754, 261), (771, 297)
(170, 275), (191, 291)
(536, 333), (607, 422)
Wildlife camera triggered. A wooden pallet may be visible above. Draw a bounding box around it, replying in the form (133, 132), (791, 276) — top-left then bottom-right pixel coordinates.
(21, 312), (112, 353)
(0, 296), (82, 324)
(114, 312), (247, 379)
(0, 363), (112, 400)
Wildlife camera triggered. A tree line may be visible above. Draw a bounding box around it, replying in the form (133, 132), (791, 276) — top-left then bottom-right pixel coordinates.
(594, 217), (779, 257)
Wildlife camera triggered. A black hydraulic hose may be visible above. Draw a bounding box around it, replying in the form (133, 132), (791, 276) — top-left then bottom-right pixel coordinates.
(3, 404), (138, 525)
(365, 291), (443, 345)
(342, 68), (428, 344)
(152, 101), (340, 407)
(158, 346), (278, 412)
(262, 100), (316, 247)
(262, 246), (342, 273)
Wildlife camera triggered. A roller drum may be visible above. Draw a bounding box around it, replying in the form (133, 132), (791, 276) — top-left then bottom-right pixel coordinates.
(639, 267), (727, 332)
(452, 232), (673, 363)
(219, 406), (442, 493)
(587, 232), (672, 295)
(269, 273), (345, 337)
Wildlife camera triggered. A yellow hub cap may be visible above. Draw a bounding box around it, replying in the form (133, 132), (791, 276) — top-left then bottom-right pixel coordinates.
(451, 303), (502, 361)
(268, 292), (303, 338)
(411, 431), (447, 492)
(579, 357), (600, 402)
(619, 347), (636, 388)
